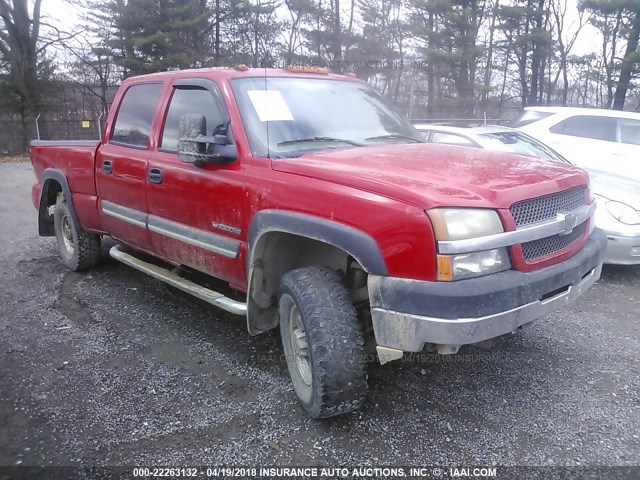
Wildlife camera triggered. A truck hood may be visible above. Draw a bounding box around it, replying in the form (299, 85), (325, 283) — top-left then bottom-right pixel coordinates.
(587, 168), (640, 210)
(272, 144), (588, 209)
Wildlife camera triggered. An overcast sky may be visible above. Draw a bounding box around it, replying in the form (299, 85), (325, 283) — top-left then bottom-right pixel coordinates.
(40, 0), (603, 58)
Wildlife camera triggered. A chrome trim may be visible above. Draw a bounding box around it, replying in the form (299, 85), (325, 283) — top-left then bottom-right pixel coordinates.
(148, 215), (239, 258)
(371, 263), (602, 351)
(438, 202), (596, 255)
(101, 201), (240, 258)
(101, 201), (147, 228)
(109, 245), (247, 315)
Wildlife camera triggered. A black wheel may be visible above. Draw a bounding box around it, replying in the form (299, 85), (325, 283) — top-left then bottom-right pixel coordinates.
(53, 200), (101, 272)
(279, 266), (367, 418)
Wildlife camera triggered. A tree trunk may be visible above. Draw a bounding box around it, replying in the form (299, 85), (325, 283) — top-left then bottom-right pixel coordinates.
(527, 0), (544, 106)
(427, 10), (434, 116)
(499, 44), (511, 114)
(612, 9), (640, 110)
(214, 0), (220, 63)
(332, 0), (341, 66)
(482, 0), (499, 112)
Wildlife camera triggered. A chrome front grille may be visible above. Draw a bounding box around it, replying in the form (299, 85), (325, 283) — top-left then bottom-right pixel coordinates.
(510, 187), (586, 227)
(521, 223), (587, 261)
(511, 187), (588, 261)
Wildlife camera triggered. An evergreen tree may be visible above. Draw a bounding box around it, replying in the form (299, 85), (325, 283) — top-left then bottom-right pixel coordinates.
(582, 0), (640, 109)
(106, 0), (212, 76)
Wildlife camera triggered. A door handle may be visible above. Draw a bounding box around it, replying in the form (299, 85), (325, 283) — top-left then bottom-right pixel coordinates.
(102, 159), (113, 174)
(148, 167), (163, 184)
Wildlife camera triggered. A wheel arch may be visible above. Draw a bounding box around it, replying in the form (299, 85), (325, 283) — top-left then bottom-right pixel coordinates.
(37, 169), (79, 237)
(246, 210), (387, 335)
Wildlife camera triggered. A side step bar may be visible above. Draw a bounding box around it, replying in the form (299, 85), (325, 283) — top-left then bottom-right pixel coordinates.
(109, 244), (247, 316)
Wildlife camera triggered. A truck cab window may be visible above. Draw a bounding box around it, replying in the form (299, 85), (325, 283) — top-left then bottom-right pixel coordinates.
(111, 83), (163, 148)
(160, 87), (227, 152)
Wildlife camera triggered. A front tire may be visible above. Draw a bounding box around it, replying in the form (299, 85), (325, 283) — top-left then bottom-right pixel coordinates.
(54, 200), (101, 272)
(279, 266), (367, 418)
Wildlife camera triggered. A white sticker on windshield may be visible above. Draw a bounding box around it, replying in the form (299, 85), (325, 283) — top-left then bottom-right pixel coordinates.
(247, 90), (294, 122)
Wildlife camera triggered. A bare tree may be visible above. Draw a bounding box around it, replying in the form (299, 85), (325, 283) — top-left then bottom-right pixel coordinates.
(550, 0), (592, 105)
(0, 0), (45, 147)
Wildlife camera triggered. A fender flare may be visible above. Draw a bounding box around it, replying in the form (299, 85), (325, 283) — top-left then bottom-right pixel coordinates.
(245, 210), (388, 334)
(37, 169), (79, 236)
(247, 210), (388, 277)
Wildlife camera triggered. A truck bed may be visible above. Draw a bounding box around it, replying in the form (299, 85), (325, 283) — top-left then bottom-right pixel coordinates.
(30, 139), (103, 234)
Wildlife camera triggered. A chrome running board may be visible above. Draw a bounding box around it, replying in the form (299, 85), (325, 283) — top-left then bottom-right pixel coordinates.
(109, 244), (247, 316)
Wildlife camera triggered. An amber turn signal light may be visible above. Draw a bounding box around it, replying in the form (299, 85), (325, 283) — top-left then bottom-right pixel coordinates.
(287, 66), (329, 74)
(436, 255), (453, 282)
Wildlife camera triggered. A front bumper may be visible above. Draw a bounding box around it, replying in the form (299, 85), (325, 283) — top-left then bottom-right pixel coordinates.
(369, 230), (607, 356)
(603, 234), (640, 265)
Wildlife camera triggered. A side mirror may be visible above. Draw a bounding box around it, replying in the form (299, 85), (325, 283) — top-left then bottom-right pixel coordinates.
(177, 114), (237, 164)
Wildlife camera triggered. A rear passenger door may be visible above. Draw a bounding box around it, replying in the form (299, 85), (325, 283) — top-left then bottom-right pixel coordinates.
(96, 82), (164, 249)
(145, 78), (245, 287)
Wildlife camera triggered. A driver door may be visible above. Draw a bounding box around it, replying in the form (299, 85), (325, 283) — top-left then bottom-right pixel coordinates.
(146, 78), (245, 287)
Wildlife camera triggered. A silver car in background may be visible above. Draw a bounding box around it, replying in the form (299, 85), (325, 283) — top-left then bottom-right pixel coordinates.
(589, 170), (640, 265)
(413, 124), (640, 265)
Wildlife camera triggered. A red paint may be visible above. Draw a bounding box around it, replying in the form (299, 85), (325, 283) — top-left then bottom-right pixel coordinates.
(30, 68), (591, 288)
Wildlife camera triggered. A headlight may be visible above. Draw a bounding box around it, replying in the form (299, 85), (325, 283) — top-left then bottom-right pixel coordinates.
(428, 208), (510, 281)
(437, 248), (510, 281)
(587, 178), (595, 203)
(427, 208), (504, 240)
(605, 201), (640, 225)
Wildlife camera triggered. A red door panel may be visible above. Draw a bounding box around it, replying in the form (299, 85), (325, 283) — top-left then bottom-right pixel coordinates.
(96, 143), (150, 248)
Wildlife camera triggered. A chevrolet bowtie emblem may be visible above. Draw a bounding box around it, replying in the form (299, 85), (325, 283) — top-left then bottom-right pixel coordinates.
(556, 212), (578, 236)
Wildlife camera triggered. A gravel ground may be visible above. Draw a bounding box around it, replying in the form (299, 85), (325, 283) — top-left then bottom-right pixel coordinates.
(1, 161), (639, 469)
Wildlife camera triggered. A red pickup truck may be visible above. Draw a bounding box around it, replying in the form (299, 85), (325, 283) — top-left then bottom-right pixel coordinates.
(31, 67), (606, 418)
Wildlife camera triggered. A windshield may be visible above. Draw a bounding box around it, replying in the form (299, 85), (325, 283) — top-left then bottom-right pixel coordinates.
(479, 131), (569, 163)
(231, 77), (423, 157)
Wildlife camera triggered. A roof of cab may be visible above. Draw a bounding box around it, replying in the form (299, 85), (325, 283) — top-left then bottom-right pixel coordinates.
(122, 67), (364, 84)
(523, 105), (640, 120)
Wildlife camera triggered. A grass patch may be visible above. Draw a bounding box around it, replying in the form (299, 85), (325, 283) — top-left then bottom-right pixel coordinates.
(0, 155), (30, 164)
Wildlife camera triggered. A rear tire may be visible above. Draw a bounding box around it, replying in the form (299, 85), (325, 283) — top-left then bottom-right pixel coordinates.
(54, 200), (101, 272)
(279, 266), (367, 418)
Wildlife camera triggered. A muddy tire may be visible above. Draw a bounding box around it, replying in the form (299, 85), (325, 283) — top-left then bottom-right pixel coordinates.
(279, 266), (367, 418)
(54, 200), (101, 272)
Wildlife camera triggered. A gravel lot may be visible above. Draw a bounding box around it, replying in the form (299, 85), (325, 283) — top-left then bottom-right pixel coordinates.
(1, 161), (639, 469)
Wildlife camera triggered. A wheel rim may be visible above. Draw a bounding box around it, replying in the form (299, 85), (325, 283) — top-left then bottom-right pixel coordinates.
(61, 214), (75, 255)
(288, 302), (312, 386)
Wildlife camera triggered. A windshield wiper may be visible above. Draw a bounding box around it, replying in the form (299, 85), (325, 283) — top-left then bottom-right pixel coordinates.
(278, 136), (363, 147)
(365, 134), (424, 143)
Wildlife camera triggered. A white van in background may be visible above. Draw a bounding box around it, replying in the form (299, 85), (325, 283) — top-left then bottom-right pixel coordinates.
(514, 106), (640, 182)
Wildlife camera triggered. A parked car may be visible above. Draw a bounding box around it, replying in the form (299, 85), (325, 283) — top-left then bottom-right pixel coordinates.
(413, 124), (640, 265)
(513, 106), (640, 182)
(589, 169), (640, 265)
(413, 123), (565, 161)
(30, 67), (606, 418)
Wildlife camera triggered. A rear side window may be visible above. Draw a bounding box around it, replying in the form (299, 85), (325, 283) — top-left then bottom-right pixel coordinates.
(160, 86), (227, 152)
(416, 130), (430, 140)
(617, 119), (640, 145)
(511, 110), (553, 127)
(111, 83), (163, 148)
(431, 132), (476, 147)
(550, 115), (616, 141)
